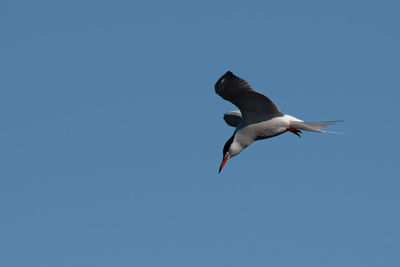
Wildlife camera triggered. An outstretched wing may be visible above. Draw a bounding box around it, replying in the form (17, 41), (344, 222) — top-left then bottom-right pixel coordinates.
(223, 110), (242, 127)
(215, 71), (283, 123)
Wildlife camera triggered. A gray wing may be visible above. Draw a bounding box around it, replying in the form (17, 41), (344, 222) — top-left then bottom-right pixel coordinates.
(215, 71), (283, 123)
(223, 110), (242, 127)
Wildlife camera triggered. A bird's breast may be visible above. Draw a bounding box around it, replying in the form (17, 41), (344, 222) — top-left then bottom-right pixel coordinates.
(236, 117), (290, 143)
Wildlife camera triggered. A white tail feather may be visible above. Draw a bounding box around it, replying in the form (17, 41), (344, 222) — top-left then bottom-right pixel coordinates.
(290, 121), (343, 133)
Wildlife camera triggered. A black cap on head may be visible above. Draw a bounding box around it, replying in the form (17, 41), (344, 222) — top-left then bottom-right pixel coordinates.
(223, 134), (234, 156)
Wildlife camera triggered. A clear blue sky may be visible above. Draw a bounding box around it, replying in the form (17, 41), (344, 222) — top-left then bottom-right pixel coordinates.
(1, 0), (399, 266)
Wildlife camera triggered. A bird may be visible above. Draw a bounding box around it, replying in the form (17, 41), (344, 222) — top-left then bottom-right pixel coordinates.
(215, 71), (341, 173)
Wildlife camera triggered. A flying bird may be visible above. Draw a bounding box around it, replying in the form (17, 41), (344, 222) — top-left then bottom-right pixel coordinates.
(215, 71), (340, 173)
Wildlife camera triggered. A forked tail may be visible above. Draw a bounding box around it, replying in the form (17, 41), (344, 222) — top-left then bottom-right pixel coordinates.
(289, 120), (343, 134)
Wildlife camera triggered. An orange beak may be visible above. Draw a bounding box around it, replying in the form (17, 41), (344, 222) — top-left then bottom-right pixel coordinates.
(219, 154), (230, 173)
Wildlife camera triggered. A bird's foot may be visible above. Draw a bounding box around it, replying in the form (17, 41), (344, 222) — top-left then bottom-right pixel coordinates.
(288, 127), (302, 138)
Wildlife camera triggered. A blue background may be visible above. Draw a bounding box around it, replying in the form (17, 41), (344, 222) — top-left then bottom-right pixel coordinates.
(1, 0), (399, 266)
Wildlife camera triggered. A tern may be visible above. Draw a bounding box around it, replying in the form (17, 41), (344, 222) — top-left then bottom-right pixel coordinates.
(215, 71), (340, 173)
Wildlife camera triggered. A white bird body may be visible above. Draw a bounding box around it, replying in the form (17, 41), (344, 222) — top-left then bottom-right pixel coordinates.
(227, 114), (302, 156)
(215, 71), (340, 172)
